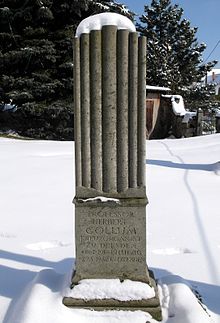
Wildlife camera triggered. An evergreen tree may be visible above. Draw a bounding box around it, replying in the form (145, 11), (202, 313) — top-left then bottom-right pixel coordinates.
(184, 82), (220, 116)
(0, 0), (132, 139)
(137, 0), (217, 93)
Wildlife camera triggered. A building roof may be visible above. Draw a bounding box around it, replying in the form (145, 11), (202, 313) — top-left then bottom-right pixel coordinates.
(146, 85), (171, 92)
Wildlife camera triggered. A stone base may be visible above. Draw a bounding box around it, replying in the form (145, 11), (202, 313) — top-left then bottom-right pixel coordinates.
(63, 274), (162, 321)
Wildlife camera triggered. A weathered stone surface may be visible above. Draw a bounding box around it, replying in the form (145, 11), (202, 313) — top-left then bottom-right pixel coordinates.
(73, 37), (81, 187)
(117, 29), (129, 193)
(137, 36), (147, 187)
(73, 28), (147, 196)
(90, 30), (102, 191)
(65, 21), (162, 321)
(72, 198), (149, 283)
(128, 32), (138, 189)
(102, 26), (117, 193)
(75, 186), (147, 199)
(80, 33), (91, 188)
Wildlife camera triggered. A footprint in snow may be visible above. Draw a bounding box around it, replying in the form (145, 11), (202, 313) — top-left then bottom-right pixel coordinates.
(0, 232), (16, 238)
(26, 240), (71, 251)
(151, 247), (194, 255)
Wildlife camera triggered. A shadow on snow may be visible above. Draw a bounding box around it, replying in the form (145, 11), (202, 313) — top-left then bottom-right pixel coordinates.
(146, 159), (215, 172)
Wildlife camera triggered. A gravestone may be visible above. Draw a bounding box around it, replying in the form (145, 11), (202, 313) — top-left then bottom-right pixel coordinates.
(63, 13), (162, 321)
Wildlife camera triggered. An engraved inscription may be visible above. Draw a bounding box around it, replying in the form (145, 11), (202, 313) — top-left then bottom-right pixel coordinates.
(78, 208), (145, 265)
(85, 226), (136, 235)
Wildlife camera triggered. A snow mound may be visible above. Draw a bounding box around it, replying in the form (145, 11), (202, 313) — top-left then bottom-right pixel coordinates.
(65, 279), (155, 301)
(5, 270), (212, 323)
(159, 275), (211, 323)
(4, 269), (68, 323)
(170, 95), (186, 116)
(76, 13), (136, 37)
(162, 95), (186, 116)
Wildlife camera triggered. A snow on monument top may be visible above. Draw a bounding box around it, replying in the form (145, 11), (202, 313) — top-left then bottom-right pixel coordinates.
(75, 12), (136, 37)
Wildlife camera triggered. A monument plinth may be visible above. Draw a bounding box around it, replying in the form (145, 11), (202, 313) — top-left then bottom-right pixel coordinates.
(63, 13), (162, 321)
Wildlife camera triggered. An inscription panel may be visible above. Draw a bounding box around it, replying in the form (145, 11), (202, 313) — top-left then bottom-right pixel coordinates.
(74, 204), (148, 282)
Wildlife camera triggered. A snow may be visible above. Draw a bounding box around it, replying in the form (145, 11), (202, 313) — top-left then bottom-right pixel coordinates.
(26, 240), (71, 251)
(163, 95), (186, 116)
(65, 279), (155, 301)
(159, 275), (212, 323)
(146, 85), (171, 92)
(182, 111), (197, 123)
(0, 102), (17, 112)
(75, 13), (136, 37)
(79, 196), (120, 204)
(1, 134), (220, 323)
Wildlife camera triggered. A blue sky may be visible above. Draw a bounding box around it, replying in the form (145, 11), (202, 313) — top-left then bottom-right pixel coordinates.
(122, 0), (220, 68)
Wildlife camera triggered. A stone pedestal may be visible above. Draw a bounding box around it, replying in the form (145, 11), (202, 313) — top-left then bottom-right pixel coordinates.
(63, 270), (161, 321)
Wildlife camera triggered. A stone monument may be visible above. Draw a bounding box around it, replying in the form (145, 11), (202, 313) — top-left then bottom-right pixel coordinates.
(63, 13), (162, 321)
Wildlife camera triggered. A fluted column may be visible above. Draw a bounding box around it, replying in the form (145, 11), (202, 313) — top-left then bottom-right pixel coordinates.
(73, 37), (82, 188)
(137, 36), (147, 187)
(74, 28), (146, 197)
(80, 34), (91, 188)
(102, 26), (117, 193)
(117, 30), (129, 192)
(90, 30), (102, 191)
(128, 32), (138, 189)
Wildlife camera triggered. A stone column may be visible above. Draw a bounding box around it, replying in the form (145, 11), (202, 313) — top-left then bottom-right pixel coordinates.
(73, 37), (81, 188)
(117, 29), (129, 193)
(80, 33), (91, 188)
(102, 26), (117, 193)
(72, 27), (149, 280)
(128, 32), (138, 189)
(90, 30), (102, 191)
(74, 28), (146, 198)
(137, 36), (147, 187)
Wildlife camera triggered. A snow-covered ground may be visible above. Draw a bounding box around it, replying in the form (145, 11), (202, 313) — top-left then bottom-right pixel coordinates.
(0, 134), (220, 323)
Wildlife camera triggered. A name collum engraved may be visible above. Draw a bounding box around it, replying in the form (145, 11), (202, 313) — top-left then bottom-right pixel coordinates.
(75, 206), (147, 279)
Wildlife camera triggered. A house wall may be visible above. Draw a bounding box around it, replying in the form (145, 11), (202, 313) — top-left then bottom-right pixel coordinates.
(146, 93), (160, 136)
(204, 69), (220, 95)
(149, 97), (172, 139)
